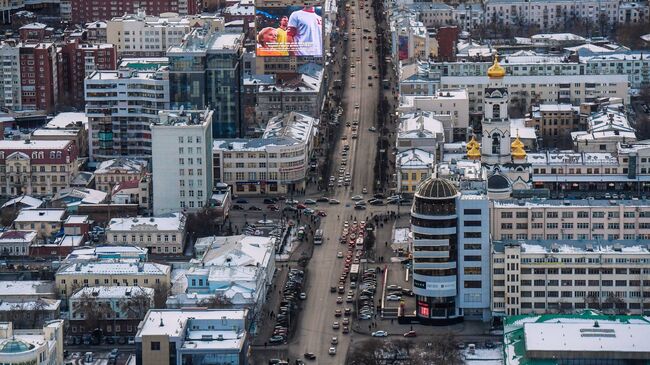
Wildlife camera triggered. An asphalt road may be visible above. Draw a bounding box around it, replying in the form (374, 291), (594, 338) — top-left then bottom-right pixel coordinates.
(286, 0), (382, 363)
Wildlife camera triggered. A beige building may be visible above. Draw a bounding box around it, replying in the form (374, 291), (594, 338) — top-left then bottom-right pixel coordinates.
(0, 320), (64, 365)
(55, 261), (171, 298)
(492, 240), (650, 317)
(106, 213), (187, 254)
(399, 89), (470, 142)
(94, 158), (148, 193)
(526, 104), (579, 146)
(13, 209), (66, 238)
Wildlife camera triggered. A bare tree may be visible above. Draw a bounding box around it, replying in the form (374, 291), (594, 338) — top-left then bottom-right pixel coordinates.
(197, 293), (233, 309)
(584, 293), (602, 310)
(71, 291), (113, 332)
(604, 294), (628, 315)
(413, 335), (463, 365)
(119, 287), (153, 319)
(347, 339), (384, 365)
(152, 282), (171, 309)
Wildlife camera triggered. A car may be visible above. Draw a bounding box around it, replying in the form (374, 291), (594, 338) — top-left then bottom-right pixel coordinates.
(372, 331), (388, 337)
(328, 347), (337, 355)
(235, 199), (249, 204)
(267, 205), (279, 211)
(352, 133), (358, 139)
(351, 195), (364, 201)
(337, 251), (344, 258)
(355, 200), (366, 206)
(342, 317), (350, 325)
(263, 198), (277, 204)
(332, 322), (340, 329)
(330, 286), (337, 293)
(386, 294), (402, 301)
(331, 336), (338, 345)
(248, 206), (261, 211)
(303, 208), (315, 215)
(304, 352), (316, 360)
(342, 326), (350, 334)
(344, 307), (352, 315)
(269, 335), (285, 343)
(354, 205), (367, 210)
(362, 187), (368, 194)
(369, 199), (384, 206)
(355, 103), (359, 109)
(299, 292), (307, 300)
(317, 210), (327, 217)
(336, 297), (343, 304)
(232, 204), (244, 210)
(403, 331), (417, 337)
(368, 126), (376, 132)
(304, 199), (317, 205)
(317, 197), (330, 203)
(329, 199), (341, 204)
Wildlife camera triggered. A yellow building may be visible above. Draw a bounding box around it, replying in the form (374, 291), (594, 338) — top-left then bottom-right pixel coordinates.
(55, 261), (171, 298)
(396, 149), (435, 194)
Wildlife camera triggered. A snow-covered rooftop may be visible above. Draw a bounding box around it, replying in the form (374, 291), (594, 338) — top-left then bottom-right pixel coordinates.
(14, 209), (65, 223)
(107, 213), (185, 232)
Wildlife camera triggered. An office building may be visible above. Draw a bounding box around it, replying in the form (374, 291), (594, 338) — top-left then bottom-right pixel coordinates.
(410, 177), (491, 323)
(106, 213), (187, 255)
(213, 112), (319, 195)
(151, 109), (214, 214)
(167, 29), (244, 138)
(0, 139), (81, 197)
(85, 67), (170, 161)
(135, 309), (249, 365)
(0, 320), (64, 365)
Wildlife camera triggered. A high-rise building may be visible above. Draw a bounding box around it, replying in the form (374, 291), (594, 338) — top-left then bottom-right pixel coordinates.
(85, 67), (170, 161)
(167, 29), (244, 138)
(0, 42), (21, 112)
(66, 0), (200, 25)
(19, 42), (57, 113)
(151, 109), (214, 214)
(410, 177), (491, 323)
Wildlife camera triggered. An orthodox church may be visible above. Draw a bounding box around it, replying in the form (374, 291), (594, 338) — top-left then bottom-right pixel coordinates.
(466, 55), (532, 199)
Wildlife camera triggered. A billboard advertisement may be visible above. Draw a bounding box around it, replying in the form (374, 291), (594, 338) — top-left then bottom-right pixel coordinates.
(398, 35), (409, 61)
(255, 5), (323, 57)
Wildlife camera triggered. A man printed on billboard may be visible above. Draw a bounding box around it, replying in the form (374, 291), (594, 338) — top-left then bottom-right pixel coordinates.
(286, 6), (322, 56)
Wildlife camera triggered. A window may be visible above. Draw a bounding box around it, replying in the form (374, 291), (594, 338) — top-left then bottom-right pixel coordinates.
(464, 281), (482, 288)
(151, 342), (160, 351)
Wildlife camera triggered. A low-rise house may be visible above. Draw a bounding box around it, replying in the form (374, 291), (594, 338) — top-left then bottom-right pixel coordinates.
(0, 195), (43, 210)
(0, 299), (60, 329)
(0, 230), (37, 256)
(106, 213), (186, 255)
(13, 209), (66, 238)
(69, 286), (154, 337)
(51, 187), (107, 210)
(94, 158), (148, 193)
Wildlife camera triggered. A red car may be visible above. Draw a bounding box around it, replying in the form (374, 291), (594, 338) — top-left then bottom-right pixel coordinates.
(267, 205), (279, 211)
(403, 331), (417, 337)
(296, 203), (307, 209)
(317, 210), (327, 217)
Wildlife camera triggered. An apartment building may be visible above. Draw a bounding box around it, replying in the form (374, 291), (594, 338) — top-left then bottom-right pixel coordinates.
(619, 1), (650, 23)
(106, 213), (187, 255)
(0, 139), (80, 197)
(484, 0), (620, 30)
(94, 158), (148, 192)
(527, 104), (580, 146)
(151, 109), (213, 214)
(32, 112), (89, 157)
(490, 199), (650, 242)
(255, 70), (324, 123)
(492, 240), (650, 316)
(55, 261), (171, 298)
(399, 89), (469, 141)
(213, 112), (318, 195)
(390, 10), (432, 63)
(0, 42), (21, 111)
(135, 309), (250, 365)
(85, 67), (170, 161)
(410, 177), (491, 323)
(67, 0), (199, 24)
(168, 30), (243, 138)
(107, 11), (224, 57)
(58, 41), (116, 109)
(19, 42), (57, 114)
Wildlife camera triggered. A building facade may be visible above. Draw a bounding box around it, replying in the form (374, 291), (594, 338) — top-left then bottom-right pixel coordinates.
(410, 177), (491, 323)
(151, 109), (214, 214)
(0, 230), (36, 256)
(167, 30), (244, 138)
(527, 104), (579, 147)
(0, 320), (64, 365)
(85, 67), (170, 161)
(67, 0), (200, 25)
(106, 213), (187, 255)
(0, 140), (80, 197)
(0, 42), (21, 111)
(94, 158), (148, 192)
(19, 42), (57, 113)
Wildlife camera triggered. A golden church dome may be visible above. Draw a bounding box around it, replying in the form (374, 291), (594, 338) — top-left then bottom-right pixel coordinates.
(487, 54), (506, 79)
(466, 136), (479, 151)
(467, 145), (481, 160)
(511, 135), (524, 150)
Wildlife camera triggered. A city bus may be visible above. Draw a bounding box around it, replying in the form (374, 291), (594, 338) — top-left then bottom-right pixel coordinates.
(350, 264), (360, 282)
(314, 229), (324, 245)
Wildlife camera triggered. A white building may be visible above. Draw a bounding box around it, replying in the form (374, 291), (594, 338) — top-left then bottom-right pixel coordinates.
(493, 239), (650, 316)
(213, 112), (319, 195)
(0, 320), (64, 365)
(389, 9), (434, 63)
(136, 309), (249, 365)
(484, 0), (621, 31)
(85, 67), (170, 161)
(0, 43), (21, 111)
(107, 213), (187, 255)
(107, 10), (225, 57)
(572, 107), (636, 153)
(151, 109), (213, 214)
(619, 1), (650, 24)
(0, 230), (36, 256)
(397, 112), (445, 153)
(399, 90), (469, 141)
(69, 286), (154, 331)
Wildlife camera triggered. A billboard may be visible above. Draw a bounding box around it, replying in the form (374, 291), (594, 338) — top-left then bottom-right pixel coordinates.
(398, 35), (409, 61)
(255, 5), (323, 57)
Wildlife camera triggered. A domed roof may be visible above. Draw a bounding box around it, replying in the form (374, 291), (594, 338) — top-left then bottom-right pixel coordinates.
(487, 55), (506, 79)
(511, 135), (524, 149)
(467, 145), (481, 160)
(487, 174), (511, 191)
(0, 340), (34, 353)
(466, 136), (479, 151)
(415, 177), (458, 199)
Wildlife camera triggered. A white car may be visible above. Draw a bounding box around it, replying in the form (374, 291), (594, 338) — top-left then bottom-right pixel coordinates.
(372, 331), (388, 337)
(337, 251), (344, 258)
(386, 295), (402, 301)
(351, 195), (364, 201)
(369, 126), (376, 132)
(329, 199), (341, 205)
(362, 187), (368, 194)
(329, 347), (337, 355)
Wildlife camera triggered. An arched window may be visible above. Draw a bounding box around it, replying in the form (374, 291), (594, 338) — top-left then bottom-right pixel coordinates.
(492, 133), (500, 154)
(493, 104), (500, 119)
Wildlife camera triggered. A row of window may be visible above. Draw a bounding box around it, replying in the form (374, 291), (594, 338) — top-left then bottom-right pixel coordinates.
(501, 210), (649, 219)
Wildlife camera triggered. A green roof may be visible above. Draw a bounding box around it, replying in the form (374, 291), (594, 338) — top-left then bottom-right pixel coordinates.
(503, 310), (650, 365)
(122, 63), (163, 71)
(0, 340), (34, 353)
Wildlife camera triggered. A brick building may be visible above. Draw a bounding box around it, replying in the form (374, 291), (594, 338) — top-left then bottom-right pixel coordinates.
(68, 0), (200, 25)
(19, 42), (58, 114)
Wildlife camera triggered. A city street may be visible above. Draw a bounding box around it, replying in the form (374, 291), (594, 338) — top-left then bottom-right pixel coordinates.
(285, 0), (382, 363)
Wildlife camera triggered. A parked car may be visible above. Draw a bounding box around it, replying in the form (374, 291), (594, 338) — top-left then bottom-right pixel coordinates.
(371, 331), (388, 337)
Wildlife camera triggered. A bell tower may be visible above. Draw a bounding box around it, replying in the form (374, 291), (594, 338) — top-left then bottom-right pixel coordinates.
(481, 55), (511, 166)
